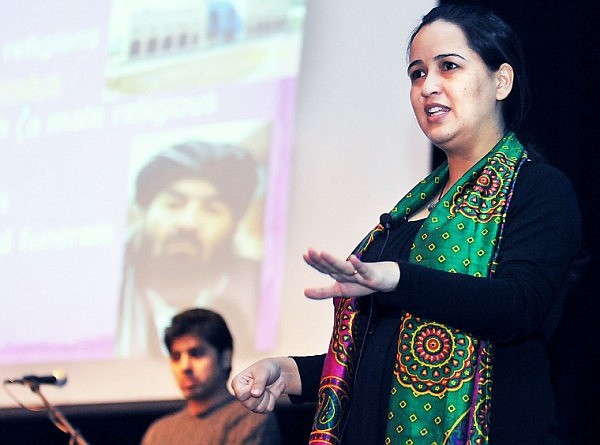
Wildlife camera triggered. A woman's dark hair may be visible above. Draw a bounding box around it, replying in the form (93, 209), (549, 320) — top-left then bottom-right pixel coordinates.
(164, 308), (234, 374)
(408, 4), (530, 133)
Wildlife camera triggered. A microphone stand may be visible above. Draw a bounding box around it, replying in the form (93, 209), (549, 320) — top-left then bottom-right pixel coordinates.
(28, 383), (90, 445)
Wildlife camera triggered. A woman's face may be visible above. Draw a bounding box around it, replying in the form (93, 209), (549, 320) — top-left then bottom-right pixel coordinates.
(408, 20), (511, 157)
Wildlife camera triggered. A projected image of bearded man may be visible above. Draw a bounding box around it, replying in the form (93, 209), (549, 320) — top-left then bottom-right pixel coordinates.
(140, 177), (236, 295)
(116, 141), (261, 359)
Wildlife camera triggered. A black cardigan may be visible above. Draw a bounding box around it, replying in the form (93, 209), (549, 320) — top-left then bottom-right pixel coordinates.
(292, 159), (581, 444)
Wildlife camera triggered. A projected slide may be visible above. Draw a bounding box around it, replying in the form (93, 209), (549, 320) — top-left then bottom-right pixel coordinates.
(0, 0), (306, 365)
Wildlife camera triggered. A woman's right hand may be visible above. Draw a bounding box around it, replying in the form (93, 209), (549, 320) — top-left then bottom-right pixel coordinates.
(231, 357), (301, 413)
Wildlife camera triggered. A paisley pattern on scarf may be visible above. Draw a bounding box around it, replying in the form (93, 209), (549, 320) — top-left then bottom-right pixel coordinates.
(309, 133), (528, 445)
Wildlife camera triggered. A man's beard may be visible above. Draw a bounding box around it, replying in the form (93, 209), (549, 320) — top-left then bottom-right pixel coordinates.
(131, 231), (233, 299)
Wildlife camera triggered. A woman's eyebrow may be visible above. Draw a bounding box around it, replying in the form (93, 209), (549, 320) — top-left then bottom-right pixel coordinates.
(434, 52), (466, 61)
(407, 59), (423, 71)
(408, 52), (467, 72)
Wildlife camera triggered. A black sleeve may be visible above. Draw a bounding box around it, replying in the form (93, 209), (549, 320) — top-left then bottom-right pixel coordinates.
(288, 354), (326, 403)
(378, 160), (582, 344)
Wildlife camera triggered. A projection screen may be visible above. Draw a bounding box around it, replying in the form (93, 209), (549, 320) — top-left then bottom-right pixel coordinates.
(0, 0), (435, 408)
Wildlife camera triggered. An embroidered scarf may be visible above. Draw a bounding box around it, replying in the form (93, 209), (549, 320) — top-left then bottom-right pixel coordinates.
(309, 133), (527, 445)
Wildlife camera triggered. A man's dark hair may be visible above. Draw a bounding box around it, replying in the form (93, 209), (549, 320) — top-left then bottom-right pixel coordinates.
(135, 141), (258, 219)
(164, 308), (234, 373)
(408, 4), (530, 133)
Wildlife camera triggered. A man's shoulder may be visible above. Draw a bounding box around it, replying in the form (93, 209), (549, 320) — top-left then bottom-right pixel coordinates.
(143, 400), (280, 445)
(141, 408), (190, 445)
(217, 399), (281, 444)
(219, 396), (271, 420)
(147, 407), (189, 428)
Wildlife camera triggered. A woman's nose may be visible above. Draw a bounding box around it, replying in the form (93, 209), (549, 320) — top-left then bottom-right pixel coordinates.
(421, 71), (441, 97)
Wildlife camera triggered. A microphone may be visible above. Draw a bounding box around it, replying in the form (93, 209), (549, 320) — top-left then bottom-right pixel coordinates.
(379, 212), (392, 230)
(4, 370), (67, 387)
(380, 213), (406, 231)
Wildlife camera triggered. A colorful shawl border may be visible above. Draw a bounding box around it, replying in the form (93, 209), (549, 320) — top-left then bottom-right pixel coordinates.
(309, 133), (527, 445)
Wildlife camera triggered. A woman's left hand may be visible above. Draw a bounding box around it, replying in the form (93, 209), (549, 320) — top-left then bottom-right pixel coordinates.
(303, 248), (400, 299)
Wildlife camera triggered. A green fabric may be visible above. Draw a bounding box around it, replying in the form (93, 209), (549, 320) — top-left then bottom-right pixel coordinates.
(309, 133), (528, 445)
(384, 133), (527, 444)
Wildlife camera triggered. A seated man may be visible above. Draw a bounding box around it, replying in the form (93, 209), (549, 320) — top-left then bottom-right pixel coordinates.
(142, 308), (281, 445)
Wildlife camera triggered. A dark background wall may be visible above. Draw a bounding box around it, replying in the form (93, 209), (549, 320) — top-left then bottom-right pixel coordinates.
(1, 1), (597, 444)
